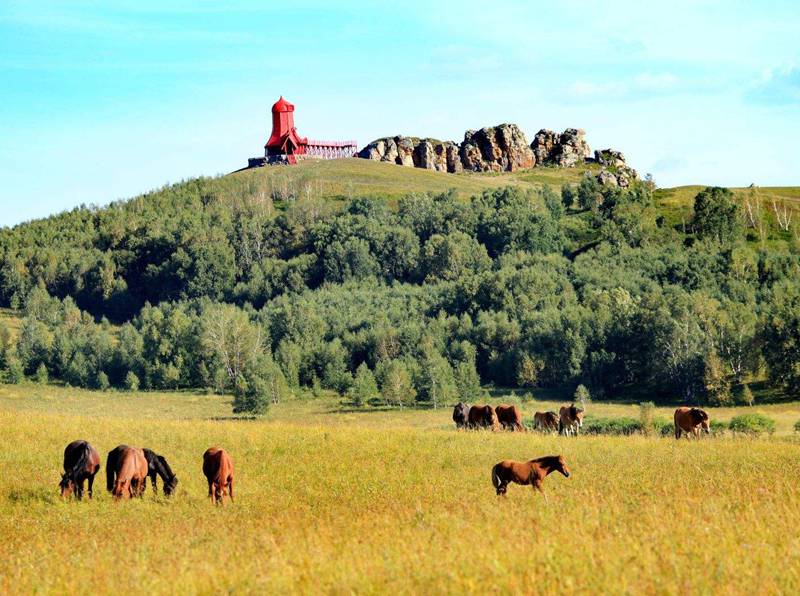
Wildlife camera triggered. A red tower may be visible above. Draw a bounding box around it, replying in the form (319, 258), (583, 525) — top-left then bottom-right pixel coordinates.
(265, 96), (308, 158)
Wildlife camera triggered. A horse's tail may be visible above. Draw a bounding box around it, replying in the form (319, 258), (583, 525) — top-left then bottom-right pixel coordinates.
(491, 464), (502, 490)
(106, 449), (116, 493)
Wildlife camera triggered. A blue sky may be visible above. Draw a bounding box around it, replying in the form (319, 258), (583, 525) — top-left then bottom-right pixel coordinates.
(1, 0), (799, 227)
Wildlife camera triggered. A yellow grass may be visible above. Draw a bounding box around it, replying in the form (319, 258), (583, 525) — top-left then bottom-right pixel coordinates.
(1, 385), (800, 593)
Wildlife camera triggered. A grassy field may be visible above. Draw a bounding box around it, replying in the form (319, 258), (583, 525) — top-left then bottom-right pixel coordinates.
(2, 384), (800, 593)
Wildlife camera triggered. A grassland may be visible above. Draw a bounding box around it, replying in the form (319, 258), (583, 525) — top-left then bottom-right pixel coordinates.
(2, 384), (800, 593)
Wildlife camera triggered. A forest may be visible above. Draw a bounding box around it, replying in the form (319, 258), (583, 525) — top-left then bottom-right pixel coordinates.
(1, 169), (798, 413)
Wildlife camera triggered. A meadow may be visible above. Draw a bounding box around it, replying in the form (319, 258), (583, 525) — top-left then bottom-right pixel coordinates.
(2, 385), (800, 594)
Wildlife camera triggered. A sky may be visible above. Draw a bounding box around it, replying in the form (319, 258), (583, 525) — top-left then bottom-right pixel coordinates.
(1, 0), (799, 227)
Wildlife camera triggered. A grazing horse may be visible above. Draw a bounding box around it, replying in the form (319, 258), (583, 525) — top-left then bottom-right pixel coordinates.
(468, 405), (499, 430)
(452, 402), (470, 429)
(203, 447), (234, 505)
(59, 440), (101, 500)
(495, 404), (524, 431)
(674, 407), (710, 439)
(533, 411), (559, 433)
(107, 445), (178, 496)
(106, 446), (148, 500)
(558, 404), (585, 436)
(491, 455), (571, 496)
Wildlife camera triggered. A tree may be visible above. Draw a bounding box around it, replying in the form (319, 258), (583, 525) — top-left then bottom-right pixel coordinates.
(542, 185), (564, 219)
(574, 384), (591, 408)
(415, 339), (456, 408)
(349, 362), (378, 407)
(379, 360), (415, 408)
(692, 186), (740, 243)
(517, 353), (544, 388)
(703, 350), (732, 406)
(739, 383), (755, 407)
(232, 354), (290, 414)
(124, 371), (140, 392)
(201, 303), (263, 389)
(561, 184), (576, 210)
(762, 283), (800, 398)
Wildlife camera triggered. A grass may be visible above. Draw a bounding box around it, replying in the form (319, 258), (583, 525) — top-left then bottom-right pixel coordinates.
(2, 384), (800, 593)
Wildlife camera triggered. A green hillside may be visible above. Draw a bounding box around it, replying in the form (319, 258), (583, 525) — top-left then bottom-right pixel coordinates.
(0, 158), (799, 412)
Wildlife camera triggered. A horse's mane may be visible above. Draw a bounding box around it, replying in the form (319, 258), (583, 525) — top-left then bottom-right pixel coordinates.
(531, 455), (562, 467)
(68, 443), (91, 480)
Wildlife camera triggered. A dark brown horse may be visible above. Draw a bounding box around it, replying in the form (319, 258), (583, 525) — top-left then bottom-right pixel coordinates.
(107, 445), (178, 496)
(674, 407), (710, 439)
(452, 402), (470, 429)
(495, 404), (524, 431)
(491, 455), (571, 497)
(468, 404), (499, 430)
(203, 447), (234, 505)
(558, 404), (585, 436)
(106, 446), (148, 500)
(533, 411), (559, 433)
(59, 440), (101, 500)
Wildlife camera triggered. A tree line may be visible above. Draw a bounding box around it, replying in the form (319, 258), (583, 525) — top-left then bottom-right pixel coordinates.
(1, 174), (798, 412)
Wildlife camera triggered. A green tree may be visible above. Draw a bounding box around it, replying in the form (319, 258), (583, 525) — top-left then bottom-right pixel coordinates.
(348, 362), (378, 407)
(762, 282), (800, 397)
(380, 360), (416, 408)
(561, 184), (575, 210)
(35, 362), (49, 384)
(124, 371), (140, 392)
(692, 186), (740, 243)
(574, 384), (591, 408)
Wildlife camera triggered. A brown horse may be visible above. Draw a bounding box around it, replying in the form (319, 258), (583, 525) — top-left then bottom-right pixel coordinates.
(674, 407), (710, 439)
(203, 447), (234, 505)
(59, 440), (101, 500)
(491, 455), (571, 497)
(533, 411), (559, 433)
(495, 404), (524, 431)
(467, 405), (499, 430)
(559, 404), (585, 436)
(107, 445), (179, 497)
(452, 402), (470, 429)
(108, 446), (148, 500)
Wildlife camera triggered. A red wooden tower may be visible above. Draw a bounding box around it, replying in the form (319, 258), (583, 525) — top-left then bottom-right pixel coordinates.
(246, 96), (357, 168)
(265, 96), (308, 158)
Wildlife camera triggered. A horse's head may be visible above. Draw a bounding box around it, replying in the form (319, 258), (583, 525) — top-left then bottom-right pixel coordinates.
(164, 476), (179, 496)
(59, 473), (74, 498)
(691, 408), (710, 433)
(555, 456), (571, 478)
(571, 405), (585, 427)
(487, 406), (499, 429)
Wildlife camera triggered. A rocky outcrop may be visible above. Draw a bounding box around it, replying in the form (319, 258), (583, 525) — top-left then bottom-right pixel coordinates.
(460, 124), (534, 172)
(594, 148), (638, 188)
(357, 124), (634, 179)
(531, 128), (591, 167)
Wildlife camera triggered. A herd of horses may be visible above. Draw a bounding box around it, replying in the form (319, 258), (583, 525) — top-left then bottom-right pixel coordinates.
(452, 402), (586, 435)
(59, 441), (234, 504)
(57, 406), (712, 502)
(452, 402), (711, 439)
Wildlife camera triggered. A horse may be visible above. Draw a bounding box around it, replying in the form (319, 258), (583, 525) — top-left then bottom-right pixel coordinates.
(467, 405), (499, 430)
(107, 445), (178, 496)
(674, 407), (710, 439)
(106, 445), (148, 500)
(491, 455), (571, 497)
(59, 440), (101, 500)
(533, 411), (559, 433)
(558, 404), (585, 436)
(203, 447), (234, 505)
(452, 402), (470, 429)
(495, 404), (524, 431)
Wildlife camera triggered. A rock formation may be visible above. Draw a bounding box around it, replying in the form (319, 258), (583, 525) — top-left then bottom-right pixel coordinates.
(593, 149), (638, 187)
(357, 124), (635, 181)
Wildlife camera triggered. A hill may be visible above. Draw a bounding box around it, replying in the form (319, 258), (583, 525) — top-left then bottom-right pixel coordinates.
(0, 159), (799, 410)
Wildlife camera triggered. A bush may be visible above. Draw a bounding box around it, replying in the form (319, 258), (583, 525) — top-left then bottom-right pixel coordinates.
(738, 383), (755, 406)
(653, 417), (674, 437)
(94, 371), (111, 391)
(639, 402), (656, 435)
(710, 420), (727, 435)
(795, 419), (800, 434)
(583, 416), (642, 436)
(124, 371), (140, 392)
(728, 413), (776, 437)
(7, 356), (25, 384)
(574, 384), (591, 408)
(34, 363), (48, 385)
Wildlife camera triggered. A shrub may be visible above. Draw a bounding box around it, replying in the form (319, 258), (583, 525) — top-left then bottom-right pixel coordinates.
(583, 416), (642, 436)
(124, 371), (140, 392)
(639, 402), (656, 435)
(7, 356), (25, 384)
(738, 383), (755, 406)
(653, 417), (674, 437)
(348, 363), (377, 407)
(94, 371), (111, 391)
(574, 384), (591, 408)
(728, 413), (776, 437)
(794, 419), (800, 434)
(34, 363), (48, 385)
(710, 420), (727, 435)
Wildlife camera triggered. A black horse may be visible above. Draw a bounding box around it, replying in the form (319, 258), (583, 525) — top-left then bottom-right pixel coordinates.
(452, 402), (470, 428)
(106, 445), (178, 496)
(60, 440), (101, 499)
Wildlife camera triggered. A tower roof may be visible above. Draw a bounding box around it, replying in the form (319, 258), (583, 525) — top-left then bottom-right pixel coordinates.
(271, 96), (294, 113)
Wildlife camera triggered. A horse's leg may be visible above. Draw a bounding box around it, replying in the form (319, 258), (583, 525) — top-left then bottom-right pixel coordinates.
(228, 477), (234, 504)
(76, 478), (84, 500)
(208, 481), (215, 504)
(87, 475), (94, 499)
